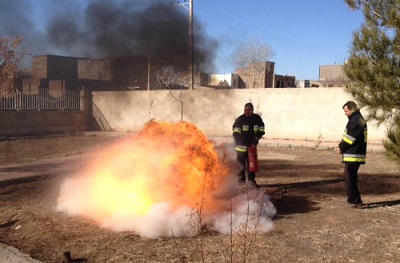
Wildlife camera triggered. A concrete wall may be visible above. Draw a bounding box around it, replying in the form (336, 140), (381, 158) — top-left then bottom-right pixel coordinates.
(93, 87), (388, 143)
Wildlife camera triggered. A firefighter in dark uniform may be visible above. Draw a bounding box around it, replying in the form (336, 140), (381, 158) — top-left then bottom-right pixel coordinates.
(338, 101), (367, 207)
(232, 102), (265, 187)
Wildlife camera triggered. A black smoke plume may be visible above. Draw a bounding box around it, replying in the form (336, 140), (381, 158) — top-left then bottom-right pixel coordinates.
(0, 0), (218, 72)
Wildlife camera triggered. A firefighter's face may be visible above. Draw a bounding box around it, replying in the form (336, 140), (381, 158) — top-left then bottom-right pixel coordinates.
(343, 106), (353, 117)
(244, 106), (253, 117)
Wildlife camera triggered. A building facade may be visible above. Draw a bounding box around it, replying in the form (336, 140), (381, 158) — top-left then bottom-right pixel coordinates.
(234, 61), (275, 89)
(319, 64), (348, 87)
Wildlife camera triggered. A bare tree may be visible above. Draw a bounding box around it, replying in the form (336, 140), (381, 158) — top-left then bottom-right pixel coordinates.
(231, 39), (275, 89)
(0, 36), (24, 96)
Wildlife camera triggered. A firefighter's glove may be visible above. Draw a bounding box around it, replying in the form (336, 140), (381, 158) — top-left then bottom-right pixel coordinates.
(252, 138), (259, 145)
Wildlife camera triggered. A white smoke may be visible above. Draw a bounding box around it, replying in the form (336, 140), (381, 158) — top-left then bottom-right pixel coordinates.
(56, 127), (276, 239)
(58, 176), (276, 238)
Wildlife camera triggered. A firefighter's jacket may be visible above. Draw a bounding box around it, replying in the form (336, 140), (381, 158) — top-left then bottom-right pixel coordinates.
(232, 113), (265, 153)
(339, 110), (368, 164)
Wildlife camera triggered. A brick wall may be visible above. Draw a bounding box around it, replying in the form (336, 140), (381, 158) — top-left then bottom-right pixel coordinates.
(319, 65), (348, 87)
(78, 59), (113, 81)
(235, 61), (275, 88)
(0, 91), (94, 137)
(32, 56), (47, 79)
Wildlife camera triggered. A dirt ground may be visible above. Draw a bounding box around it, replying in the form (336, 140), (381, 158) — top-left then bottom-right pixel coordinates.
(0, 133), (399, 263)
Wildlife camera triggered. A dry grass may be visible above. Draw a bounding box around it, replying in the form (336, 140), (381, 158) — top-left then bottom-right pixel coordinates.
(0, 133), (400, 263)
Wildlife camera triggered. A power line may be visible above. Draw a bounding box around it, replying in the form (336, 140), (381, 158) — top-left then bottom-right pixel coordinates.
(194, 4), (337, 58)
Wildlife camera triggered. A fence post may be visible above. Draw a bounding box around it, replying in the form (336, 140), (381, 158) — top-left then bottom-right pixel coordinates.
(80, 87), (85, 111)
(16, 91), (21, 111)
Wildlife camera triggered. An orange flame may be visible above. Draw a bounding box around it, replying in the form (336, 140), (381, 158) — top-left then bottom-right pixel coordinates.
(58, 120), (231, 224)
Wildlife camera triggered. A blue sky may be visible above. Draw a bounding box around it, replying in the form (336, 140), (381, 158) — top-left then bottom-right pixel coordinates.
(1, 0), (365, 80)
(194, 0), (364, 79)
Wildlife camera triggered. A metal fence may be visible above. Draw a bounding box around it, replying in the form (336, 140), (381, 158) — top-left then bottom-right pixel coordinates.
(0, 89), (83, 111)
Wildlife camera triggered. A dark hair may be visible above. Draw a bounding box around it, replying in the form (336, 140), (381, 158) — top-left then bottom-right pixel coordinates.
(244, 102), (254, 109)
(342, 101), (358, 111)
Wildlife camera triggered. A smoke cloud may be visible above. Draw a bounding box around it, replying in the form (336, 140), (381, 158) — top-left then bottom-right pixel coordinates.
(0, 0), (218, 72)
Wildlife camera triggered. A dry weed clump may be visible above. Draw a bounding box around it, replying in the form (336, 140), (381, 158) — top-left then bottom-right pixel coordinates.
(170, 186), (275, 263)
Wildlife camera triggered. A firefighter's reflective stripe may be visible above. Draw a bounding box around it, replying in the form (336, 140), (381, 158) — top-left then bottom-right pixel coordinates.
(342, 131), (356, 145)
(235, 145), (247, 152)
(253, 125), (265, 132)
(364, 127), (368, 142)
(343, 154), (366, 162)
(234, 125), (265, 133)
(233, 127), (242, 134)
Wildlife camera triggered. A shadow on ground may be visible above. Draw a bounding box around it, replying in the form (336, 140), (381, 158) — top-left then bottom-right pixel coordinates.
(273, 195), (321, 216)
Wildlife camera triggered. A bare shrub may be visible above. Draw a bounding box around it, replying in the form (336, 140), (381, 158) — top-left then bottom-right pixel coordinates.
(0, 36), (24, 95)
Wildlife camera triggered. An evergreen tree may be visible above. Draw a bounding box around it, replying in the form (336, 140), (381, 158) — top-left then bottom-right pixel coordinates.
(344, 0), (400, 162)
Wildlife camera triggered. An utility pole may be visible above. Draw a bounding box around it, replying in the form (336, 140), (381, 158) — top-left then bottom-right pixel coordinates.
(189, 0), (194, 90)
(176, 0), (194, 90)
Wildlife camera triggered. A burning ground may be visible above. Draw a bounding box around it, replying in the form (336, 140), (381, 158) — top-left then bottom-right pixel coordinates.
(1, 129), (400, 263)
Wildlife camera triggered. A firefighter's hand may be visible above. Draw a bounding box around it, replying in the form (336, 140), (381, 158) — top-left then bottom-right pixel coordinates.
(338, 148), (343, 154)
(252, 138), (259, 145)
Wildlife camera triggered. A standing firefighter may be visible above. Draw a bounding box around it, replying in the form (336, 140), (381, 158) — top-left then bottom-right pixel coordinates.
(232, 102), (265, 187)
(338, 101), (367, 208)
